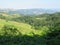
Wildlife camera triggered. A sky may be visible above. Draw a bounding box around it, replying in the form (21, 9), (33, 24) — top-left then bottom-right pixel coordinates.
(0, 0), (60, 9)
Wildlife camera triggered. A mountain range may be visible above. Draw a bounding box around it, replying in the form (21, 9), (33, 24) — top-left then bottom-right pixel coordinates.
(0, 8), (60, 15)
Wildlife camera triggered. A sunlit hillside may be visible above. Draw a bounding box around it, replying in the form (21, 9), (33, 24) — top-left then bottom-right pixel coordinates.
(0, 12), (60, 45)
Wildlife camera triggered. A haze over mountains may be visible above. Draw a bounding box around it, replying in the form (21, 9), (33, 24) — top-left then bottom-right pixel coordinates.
(0, 8), (60, 15)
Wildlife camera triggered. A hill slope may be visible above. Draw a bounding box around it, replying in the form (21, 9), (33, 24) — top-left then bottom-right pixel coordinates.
(0, 12), (60, 45)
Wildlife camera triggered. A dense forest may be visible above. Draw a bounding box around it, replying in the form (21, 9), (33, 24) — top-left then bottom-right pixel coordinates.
(0, 12), (60, 45)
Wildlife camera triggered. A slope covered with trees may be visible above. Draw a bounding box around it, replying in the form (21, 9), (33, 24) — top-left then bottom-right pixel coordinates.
(0, 12), (60, 45)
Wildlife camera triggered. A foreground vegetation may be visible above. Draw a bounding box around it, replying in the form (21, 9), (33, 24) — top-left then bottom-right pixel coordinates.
(0, 12), (60, 45)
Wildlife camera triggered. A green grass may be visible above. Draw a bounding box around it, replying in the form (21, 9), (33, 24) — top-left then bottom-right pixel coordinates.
(0, 19), (49, 36)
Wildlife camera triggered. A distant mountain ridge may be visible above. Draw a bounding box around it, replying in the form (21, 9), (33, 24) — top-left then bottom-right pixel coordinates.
(0, 8), (60, 15)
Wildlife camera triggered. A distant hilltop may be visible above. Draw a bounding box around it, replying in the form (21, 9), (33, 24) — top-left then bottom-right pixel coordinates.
(0, 8), (60, 15)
